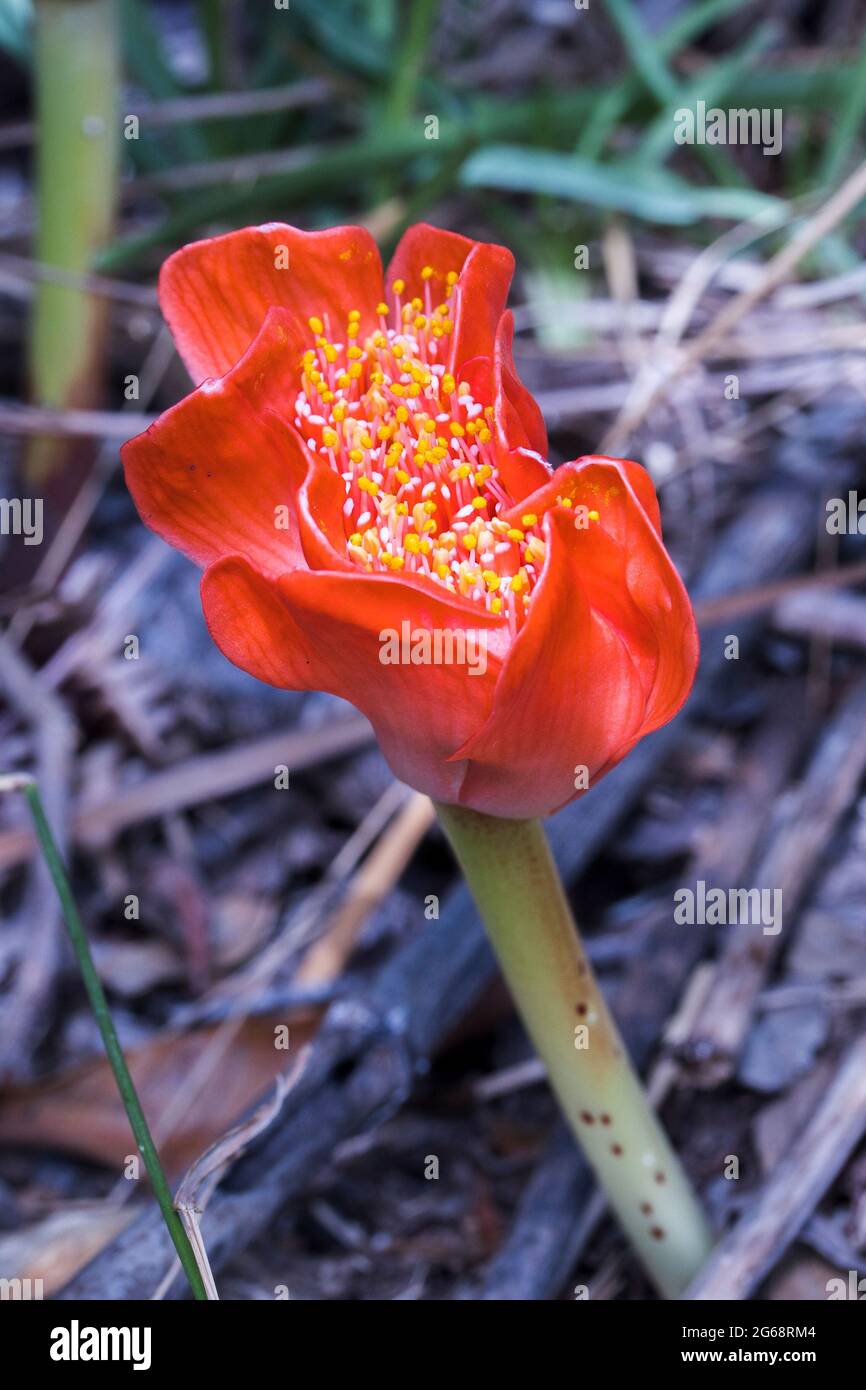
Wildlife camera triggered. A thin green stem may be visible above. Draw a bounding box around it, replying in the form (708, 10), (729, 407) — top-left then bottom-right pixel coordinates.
(10, 777), (208, 1301)
(436, 804), (713, 1298)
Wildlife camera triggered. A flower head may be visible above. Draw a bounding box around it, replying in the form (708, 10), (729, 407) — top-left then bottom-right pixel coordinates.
(124, 222), (698, 817)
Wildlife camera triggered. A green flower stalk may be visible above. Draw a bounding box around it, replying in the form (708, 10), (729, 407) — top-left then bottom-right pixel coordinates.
(27, 0), (120, 488)
(436, 805), (713, 1297)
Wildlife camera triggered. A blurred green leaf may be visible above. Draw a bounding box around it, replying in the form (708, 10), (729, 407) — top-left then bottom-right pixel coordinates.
(119, 0), (211, 162)
(817, 32), (866, 188)
(605, 0), (678, 105)
(576, 0), (755, 162)
(637, 23), (776, 164)
(0, 0), (32, 62)
(461, 145), (786, 226)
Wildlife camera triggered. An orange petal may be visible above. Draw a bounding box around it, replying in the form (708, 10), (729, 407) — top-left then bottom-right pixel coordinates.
(449, 241), (515, 373)
(454, 482), (697, 817)
(511, 457), (696, 733)
(385, 223), (514, 372)
(494, 311), (548, 460)
(503, 454), (662, 537)
(458, 348), (552, 501)
(123, 309), (311, 576)
(160, 223), (384, 383)
(385, 222), (480, 306)
(201, 558), (508, 804)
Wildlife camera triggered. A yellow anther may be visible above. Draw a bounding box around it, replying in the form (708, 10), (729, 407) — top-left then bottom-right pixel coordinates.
(441, 374), (455, 395)
(404, 533), (421, 554)
(482, 570), (500, 591)
(349, 532), (362, 547)
(421, 266), (434, 280)
(376, 302), (388, 316)
(333, 403), (347, 422)
(450, 422), (465, 437)
(322, 427), (339, 448)
(347, 345), (363, 360)
(395, 469), (410, 485)
(347, 309), (360, 322)
(506, 528), (525, 542)
(446, 270), (459, 286)
(490, 596), (503, 614)
(347, 322), (360, 339)
(521, 513), (538, 527)
(390, 382), (405, 396)
(589, 509), (600, 522)
(348, 362), (363, 379)
(462, 534), (477, 551)
(308, 316), (324, 334)
(395, 405), (409, 423)
(349, 449), (365, 465)
(392, 278), (405, 295)
(471, 496), (487, 510)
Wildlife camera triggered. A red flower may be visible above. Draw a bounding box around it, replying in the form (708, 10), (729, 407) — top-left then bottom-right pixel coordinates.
(124, 222), (697, 818)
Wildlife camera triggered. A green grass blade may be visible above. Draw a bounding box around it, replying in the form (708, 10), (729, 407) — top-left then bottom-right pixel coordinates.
(4, 776), (209, 1301)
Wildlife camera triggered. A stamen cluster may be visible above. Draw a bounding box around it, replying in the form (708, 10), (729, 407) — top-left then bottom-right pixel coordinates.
(293, 268), (553, 627)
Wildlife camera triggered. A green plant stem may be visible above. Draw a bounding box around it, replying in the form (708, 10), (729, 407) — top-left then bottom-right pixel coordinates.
(435, 803), (713, 1298)
(16, 778), (208, 1301)
(28, 0), (120, 486)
